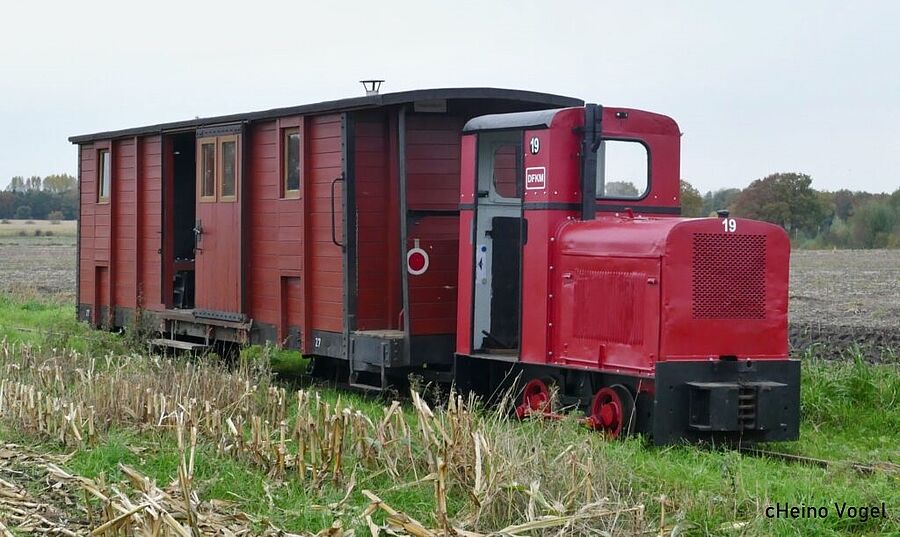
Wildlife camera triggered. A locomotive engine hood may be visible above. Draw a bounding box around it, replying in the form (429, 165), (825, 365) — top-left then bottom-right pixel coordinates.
(556, 214), (790, 363)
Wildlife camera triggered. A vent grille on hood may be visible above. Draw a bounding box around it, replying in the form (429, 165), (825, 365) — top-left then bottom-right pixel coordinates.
(691, 233), (766, 319)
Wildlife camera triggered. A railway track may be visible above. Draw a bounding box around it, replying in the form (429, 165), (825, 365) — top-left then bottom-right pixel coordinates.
(740, 447), (900, 476)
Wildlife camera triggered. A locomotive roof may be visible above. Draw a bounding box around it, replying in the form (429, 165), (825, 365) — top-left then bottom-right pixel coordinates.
(463, 107), (569, 132)
(69, 87), (583, 144)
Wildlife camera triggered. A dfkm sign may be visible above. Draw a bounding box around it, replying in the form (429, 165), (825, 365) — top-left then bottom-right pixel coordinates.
(525, 167), (546, 191)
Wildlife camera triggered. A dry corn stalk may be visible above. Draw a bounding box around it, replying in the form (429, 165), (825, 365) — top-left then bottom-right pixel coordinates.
(0, 338), (652, 535)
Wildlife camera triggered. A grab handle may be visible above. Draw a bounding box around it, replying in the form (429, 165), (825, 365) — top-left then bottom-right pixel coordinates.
(331, 174), (345, 250)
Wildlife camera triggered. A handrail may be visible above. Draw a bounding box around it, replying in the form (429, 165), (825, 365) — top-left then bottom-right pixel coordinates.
(331, 174), (345, 249)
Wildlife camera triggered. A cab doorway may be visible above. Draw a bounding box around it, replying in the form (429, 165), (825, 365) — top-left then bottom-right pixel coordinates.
(471, 130), (524, 354)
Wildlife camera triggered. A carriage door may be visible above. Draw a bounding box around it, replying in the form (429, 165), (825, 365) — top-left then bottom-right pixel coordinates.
(195, 130), (243, 316)
(472, 131), (524, 354)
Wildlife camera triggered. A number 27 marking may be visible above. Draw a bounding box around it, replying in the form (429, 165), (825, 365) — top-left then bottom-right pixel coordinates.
(722, 218), (737, 233)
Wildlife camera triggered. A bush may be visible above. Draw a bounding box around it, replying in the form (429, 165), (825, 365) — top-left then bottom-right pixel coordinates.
(44, 230), (54, 237)
(48, 210), (64, 224)
(33, 229), (43, 237)
(24, 220), (34, 225)
(0, 219), (9, 224)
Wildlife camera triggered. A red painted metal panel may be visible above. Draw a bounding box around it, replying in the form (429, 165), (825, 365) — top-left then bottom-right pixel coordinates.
(544, 215), (790, 376)
(521, 110), (582, 206)
(518, 107), (681, 214)
(455, 135), (476, 354)
(660, 218), (790, 360)
(519, 212), (562, 364)
(552, 255), (660, 375)
(598, 107), (681, 213)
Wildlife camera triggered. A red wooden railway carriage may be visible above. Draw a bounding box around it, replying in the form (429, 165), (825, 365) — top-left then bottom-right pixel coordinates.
(70, 87), (800, 444)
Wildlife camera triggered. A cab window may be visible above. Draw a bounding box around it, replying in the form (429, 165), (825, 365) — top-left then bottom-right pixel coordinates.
(596, 140), (649, 199)
(492, 144), (518, 199)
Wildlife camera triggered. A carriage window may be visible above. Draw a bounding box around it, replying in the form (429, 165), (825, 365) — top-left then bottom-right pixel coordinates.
(596, 140), (649, 199)
(492, 144), (518, 199)
(283, 128), (301, 198)
(97, 149), (111, 202)
(220, 139), (237, 201)
(199, 141), (216, 201)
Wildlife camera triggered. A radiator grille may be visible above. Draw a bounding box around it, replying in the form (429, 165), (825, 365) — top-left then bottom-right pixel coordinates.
(691, 233), (766, 319)
(573, 269), (644, 345)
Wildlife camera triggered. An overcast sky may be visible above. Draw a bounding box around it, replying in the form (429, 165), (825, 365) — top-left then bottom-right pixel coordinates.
(1, 1), (897, 194)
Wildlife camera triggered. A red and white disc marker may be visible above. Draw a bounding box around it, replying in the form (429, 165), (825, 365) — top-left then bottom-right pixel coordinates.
(407, 239), (429, 276)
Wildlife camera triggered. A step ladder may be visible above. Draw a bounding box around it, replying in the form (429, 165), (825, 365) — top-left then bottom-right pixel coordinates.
(348, 337), (388, 392)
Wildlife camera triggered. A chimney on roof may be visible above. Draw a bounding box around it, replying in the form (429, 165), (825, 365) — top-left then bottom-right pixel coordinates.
(360, 80), (384, 96)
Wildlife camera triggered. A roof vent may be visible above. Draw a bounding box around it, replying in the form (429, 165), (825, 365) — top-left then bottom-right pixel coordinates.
(360, 80), (384, 96)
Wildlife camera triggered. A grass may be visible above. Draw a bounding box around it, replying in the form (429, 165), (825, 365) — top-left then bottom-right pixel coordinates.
(0, 292), (897, 535)
(0, 292), (130, 355)
(240, 343), (311, 376)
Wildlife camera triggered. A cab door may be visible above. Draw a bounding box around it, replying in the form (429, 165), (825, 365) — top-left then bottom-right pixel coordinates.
(195, 130), (242, 316)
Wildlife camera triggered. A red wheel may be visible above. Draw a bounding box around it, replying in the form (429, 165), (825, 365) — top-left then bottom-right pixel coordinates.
(515, 378), (552, 419)
(588, 384), (635, 438)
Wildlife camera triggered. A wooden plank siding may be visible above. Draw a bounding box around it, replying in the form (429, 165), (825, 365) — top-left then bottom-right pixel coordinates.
(139, 136), (163, 311)
(305, 114), (345, 334)
(246, 113), (345, 339)
(79, 141), (112, 325)
(78, 144), (97, 308)
(112, 139), (136, 310)
(404, 114), (464, 335)
(354, 112), (400, 330)
(78, 136), (163, 321)
(247, 119), (303, 339)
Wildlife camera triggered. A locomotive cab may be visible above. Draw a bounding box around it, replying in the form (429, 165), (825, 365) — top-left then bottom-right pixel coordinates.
(456, 104), (800, 444)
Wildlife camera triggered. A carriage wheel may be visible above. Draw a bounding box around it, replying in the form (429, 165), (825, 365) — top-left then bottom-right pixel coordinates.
(588, 384), (635, 438)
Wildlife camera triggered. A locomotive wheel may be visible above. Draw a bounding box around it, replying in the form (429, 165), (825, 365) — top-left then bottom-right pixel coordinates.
(588, 384), (635, 438)
(515, 378), (554, 419)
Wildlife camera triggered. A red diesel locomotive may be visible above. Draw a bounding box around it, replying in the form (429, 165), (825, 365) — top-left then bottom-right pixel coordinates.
(455, 106), (798, 443)
(70, 87), (799, 444)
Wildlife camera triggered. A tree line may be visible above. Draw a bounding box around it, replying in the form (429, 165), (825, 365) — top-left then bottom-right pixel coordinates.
(681, 173), (900, 249)
(4, 172), (898, 248)
(1, 175), (78, 220)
